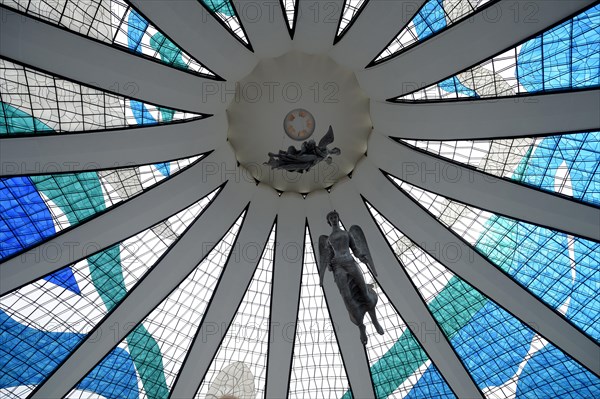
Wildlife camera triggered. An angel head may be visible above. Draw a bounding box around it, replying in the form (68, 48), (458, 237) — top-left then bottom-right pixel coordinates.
(326, 210), (340, 226)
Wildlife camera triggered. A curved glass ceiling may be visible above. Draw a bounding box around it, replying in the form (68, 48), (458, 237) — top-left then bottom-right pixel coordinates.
(1, 1), (598, 398)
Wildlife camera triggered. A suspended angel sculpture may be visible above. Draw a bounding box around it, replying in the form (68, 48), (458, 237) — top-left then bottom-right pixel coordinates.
(264, 125), (341, 173)
(318, 211), (384, 344)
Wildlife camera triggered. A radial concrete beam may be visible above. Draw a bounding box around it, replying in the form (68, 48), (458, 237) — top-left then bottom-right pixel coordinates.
(351, 158), (600, 375)
(368, 133), (600, 241)
(329, 0), (426, 70)
(130, 0), (257, 81)
(0, 6), (225, 114)
(264, 193), (306, 399)
(231, 0), (292, 58)
(28, 179), (254, 399)
(371, 90), (600, 140)
(0, 115), (226, 176)
(329, 178), (484, 399)
(357, 0), (596, 99)
(170, 185), (278, 398)
(0, 145), (250, 295)
(292, 0), (344, 54)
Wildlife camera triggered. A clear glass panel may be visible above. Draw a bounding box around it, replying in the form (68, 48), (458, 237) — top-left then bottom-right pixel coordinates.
(195, 224), (276, 399)
(288, 228), (352, 399)
(62, 211), (246, 399)
(337, 0), (368, 37)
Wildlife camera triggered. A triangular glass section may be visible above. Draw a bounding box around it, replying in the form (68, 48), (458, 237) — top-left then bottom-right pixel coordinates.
(0, 153), (205, 260)
(367, 201), (600, 398)
(62, 210), (246, 399)
(287, 227), (353, 398)
(337, 0), (368, 38)
(0, 58), (205, 136)
(401, 131), (600, 207)
(200, 0), (249, 45)
(195, 223), (276, 399)
(0, 1), (214, 75)
(282, 0), (297, 30)
(395, 4), (600, 101)
(374, 0), (496, 63)
(0, 188), (220, 399)
(390, 174), (600, 342)
(333, 220), (456, 399)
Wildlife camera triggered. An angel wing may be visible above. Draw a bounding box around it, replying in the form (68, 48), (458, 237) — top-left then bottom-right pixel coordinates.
(349, 225), (377, 277)
(318, 235), (333, 286)
(318, 125), (334, 148)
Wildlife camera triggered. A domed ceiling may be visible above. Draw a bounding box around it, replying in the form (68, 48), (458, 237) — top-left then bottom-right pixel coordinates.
(0, 1), (599, 399)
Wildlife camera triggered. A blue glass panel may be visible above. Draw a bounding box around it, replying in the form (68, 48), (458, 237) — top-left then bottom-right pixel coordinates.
(126, 9), (150, 53)
(0, 177), (55, 259)
(518, 132), (600, 206)
(516, 345), (600, 398)
(438, 76), (479, 98)
(404, 365), (456, 399)
(0, 310), (138, 399)
(517, 5), (600, 93)
(476, 215), (600, 341)
(413, 0), (447, 40)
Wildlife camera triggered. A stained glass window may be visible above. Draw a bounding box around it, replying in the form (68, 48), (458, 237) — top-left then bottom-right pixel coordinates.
(196, 224), (275, 399)
(0, 189), (219, 399)
(282, 0), (297, 30)
(63, 210), (246, 399)
(401, 131), (600, 206)
(375, 0), (497, 63)
(390, 175), (600, 342)
(200, 0), (249, 45)
(0, 58), (204, 136)
(368, 201), (600, 398)
(288, 228), (352, 399)
(337, 0), (368, 38)
(395, 4), (600, 101)
(0, 154), (203, 260)
(0, 0), (214, 75)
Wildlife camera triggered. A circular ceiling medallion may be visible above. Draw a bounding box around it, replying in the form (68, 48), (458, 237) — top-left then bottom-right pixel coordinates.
(283, 108), (316, 141)
(228, 51), (372, 193)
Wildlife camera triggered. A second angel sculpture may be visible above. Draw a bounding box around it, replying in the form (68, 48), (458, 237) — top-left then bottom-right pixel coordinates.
(264, 125), (341, 173)
(318, 211), (384, 344)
